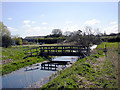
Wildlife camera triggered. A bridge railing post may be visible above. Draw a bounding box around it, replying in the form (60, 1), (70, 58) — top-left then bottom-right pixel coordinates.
(78, 46), (80, 53)
(57, 46), (58, 53)
(47, 46), (49, 53)
(62, 46), (63, 52)
(39, 46), (43, 55)
(48, 47), (50, 53)
(43, 47), (44, 53)
(70, 46), (71, 53)
(71, 46), (73, 52)
(49, 47), (51, 52)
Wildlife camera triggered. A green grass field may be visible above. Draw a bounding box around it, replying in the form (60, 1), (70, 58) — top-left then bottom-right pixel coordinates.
(42, 42), (119, 88)
(1, 43), (71, 76)
(2, 46), (49, 75)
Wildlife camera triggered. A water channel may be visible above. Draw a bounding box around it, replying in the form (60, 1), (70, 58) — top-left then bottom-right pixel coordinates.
(1, 56), (78, 89)
(1, 45), (97, 89)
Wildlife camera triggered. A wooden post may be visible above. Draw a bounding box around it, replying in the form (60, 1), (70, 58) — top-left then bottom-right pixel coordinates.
(54, 46), (56, 53)
(104, 44), (107, 57)
(47, 46), (48, 53)
(44, 64), (45, 69)
(57, 46), (58, 53)
(41, 64), (43, 70)
(72, 46), (73, 52)
(62, 46), (63, 52)
(50, 47), (51, 52)
(39, 47), (42, 55)
(43, 47), (44, 53)
(50, 64), (51, 70)
(55, 64), (56, 71)
(48, 63), (49, 70)
(47, 47), (48, 53)
(70, 46), (72, 53)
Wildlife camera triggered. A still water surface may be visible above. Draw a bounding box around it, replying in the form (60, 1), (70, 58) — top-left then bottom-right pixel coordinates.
(1, 56), (78, 88)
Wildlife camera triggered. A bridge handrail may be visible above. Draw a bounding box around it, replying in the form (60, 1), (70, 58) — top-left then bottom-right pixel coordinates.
(24, 45), (90, 57)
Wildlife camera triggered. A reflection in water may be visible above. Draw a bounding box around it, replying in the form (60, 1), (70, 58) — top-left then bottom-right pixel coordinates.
(2, 65), (55, 88)
(1, 56), (78, 88)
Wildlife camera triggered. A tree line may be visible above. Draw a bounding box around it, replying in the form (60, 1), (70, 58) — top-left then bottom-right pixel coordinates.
(0, 21), (119, 48)
(0, 22), (22, 48)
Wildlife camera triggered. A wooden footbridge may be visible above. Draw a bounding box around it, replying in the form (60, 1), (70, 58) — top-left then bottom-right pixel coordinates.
(24, 45), (90, 57)
(24, 45), (90, 71)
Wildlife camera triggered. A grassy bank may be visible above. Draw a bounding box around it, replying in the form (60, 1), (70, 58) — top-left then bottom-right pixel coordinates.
(42, 42), (119, 88)
(2, 46), (49, 75)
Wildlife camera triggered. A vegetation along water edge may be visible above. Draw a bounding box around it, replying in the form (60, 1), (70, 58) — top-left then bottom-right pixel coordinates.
(2, 46), (51, 76)
(42, 42), (119, 88)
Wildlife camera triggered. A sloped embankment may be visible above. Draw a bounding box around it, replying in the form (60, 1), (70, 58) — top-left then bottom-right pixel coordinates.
(2, 46), (49, 75)
(42, 42), (118, 88)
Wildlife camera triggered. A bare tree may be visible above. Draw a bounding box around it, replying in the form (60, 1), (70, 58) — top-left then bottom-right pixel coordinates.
(84, 26), (92, 35)
(64, 31), (72, 37)
(64, 26), (102, 45)
(94, 28), (100, 36)
(77, 26), (101, 45)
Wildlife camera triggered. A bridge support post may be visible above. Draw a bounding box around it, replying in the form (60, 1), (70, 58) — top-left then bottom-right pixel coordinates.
(55, 64), (56, 71)
(48, 64), (49, 70)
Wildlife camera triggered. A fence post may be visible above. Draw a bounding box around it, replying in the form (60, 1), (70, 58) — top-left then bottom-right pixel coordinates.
(104, 44), (107, 57)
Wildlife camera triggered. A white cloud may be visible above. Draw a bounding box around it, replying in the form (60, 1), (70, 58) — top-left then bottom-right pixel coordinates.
(23, 20), (36, 24)
(65, 21), (72, 24)
(110, 21), (117, 25)
(25, 26), (51, 36)
(25, 26), (49, 33)
(23, 24), (31, 28)
(63, 24), (79, 32)
(41, 22), (47, 25)
(23, 20), (31, 24)
(31, 21), (36, 24)
(84, 19), (100, 26)
(50, 27), (56, 29)
(22, 20), (36, 30)
(7, 27), (18, 32)
(32, 27), (41, 30)
(102, 24), (118, 34)
(26, 27), (41, 34)
(8, 18), (12, 20)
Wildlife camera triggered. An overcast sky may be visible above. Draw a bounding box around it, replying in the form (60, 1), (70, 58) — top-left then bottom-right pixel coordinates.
(2, 2), (118, 38)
